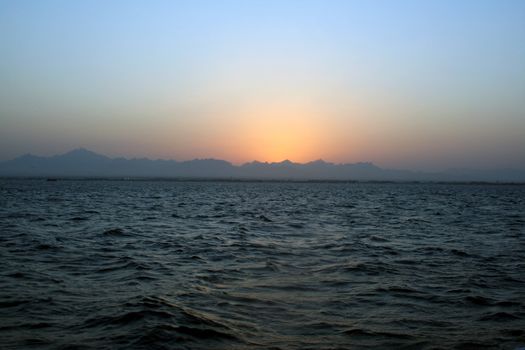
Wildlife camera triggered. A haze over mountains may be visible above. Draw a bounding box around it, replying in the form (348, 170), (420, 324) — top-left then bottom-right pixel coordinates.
(0, 148), (524, 182)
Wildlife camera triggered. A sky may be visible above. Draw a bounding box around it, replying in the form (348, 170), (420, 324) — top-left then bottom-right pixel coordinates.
(1, 0), (524, 170)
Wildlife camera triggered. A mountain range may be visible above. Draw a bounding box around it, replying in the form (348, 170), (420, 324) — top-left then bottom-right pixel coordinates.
(0, 148), (524, 182)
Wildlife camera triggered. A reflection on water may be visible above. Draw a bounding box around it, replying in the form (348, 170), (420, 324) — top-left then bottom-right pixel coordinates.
(0, 180), (524, 349)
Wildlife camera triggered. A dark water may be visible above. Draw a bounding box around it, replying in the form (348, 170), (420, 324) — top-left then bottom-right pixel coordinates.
(1, 180), (524, 350)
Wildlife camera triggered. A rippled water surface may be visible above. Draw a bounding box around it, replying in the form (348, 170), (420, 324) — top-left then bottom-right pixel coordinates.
(1, 179), (524, 349)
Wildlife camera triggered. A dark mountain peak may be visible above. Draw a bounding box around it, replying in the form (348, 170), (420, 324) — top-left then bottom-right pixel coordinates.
(240, 161), (271, 170)
(59, 148), (107, 160)
(242, 160), (267, 166)
(185, 158), (232, 165)
(307, 159), (332, 166)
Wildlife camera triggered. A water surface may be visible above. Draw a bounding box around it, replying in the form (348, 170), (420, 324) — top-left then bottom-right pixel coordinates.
(1, 180), (524, 349)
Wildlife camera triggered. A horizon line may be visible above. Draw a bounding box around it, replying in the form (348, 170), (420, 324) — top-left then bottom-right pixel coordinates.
(8, 147), (379, 167)
(4, 147), (525, 173)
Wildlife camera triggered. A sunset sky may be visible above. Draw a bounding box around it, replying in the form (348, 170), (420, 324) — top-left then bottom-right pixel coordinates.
(1, 0), (524, 170)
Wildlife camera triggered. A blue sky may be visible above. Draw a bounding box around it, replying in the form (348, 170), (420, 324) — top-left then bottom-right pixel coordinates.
(1, 0), (524, 169)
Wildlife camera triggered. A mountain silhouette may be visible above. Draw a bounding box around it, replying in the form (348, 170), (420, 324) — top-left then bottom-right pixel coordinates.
(0, 149), (524, 182)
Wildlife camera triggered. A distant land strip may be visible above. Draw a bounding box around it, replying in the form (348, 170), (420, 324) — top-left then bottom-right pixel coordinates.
(1, 148), (524, 182)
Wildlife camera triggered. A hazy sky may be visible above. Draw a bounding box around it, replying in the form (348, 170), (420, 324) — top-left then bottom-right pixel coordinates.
(1, 0), (524, 170)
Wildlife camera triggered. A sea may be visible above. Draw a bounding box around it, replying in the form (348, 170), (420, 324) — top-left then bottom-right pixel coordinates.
(0, 179), (524, 350)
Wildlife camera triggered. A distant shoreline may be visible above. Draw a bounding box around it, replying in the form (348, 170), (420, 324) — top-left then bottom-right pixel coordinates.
(3, 149), (524, 182)
(1, 176), (524, 185)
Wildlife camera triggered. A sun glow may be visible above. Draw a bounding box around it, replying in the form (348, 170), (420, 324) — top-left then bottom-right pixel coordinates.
(236, 104), (327, 163)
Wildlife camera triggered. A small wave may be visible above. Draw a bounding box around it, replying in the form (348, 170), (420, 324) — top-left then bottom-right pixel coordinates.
(465, 295), (493, 306)
(496, 300), (521, 307)
(451, 249), (470, 257)
(70, 216), (89, 221)
(97, 259), (149, 273)
(501, 329), (524, 337)
(30, 217), (46, 222)
(479, 312), (520, 321)
(453, 341), (496, 349)
(133, 323), (240, 348)
(36, 243), (60, 250)
(369, 235), (389, 242)
(0, 322), (53, 331)
(237, 225), (249, 233)
(6, 271), (25, 278)
(5, 212), (36, 219)
(22, 337), (53, 346)
(173, 325), (238, 340)
(343, 328), (413, 339)
(394, 259), (418, 265)
(102, 228), (126, 236)
(420, 246), (445, 253)
(83, 309), (174, 328)
(258, 215), (272, 222)
(377, 285), (420, 294)
(0, 299), (30, 308)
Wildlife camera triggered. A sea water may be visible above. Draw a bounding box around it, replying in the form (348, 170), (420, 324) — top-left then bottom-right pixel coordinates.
(1, 180), (524, 349)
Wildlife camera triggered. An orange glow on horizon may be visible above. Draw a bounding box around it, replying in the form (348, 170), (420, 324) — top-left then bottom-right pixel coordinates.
(161, 99), (364, 164)
(232, 104), (330, 163)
